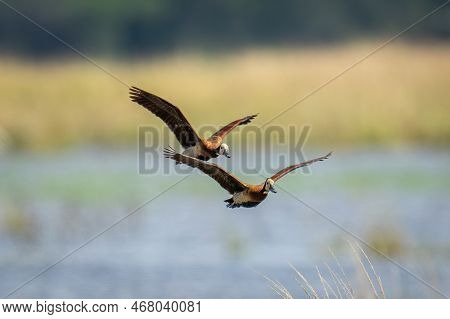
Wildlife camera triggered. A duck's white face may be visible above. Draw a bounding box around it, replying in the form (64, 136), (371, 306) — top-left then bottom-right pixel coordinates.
(265, 179), (277, 193)
(219, 143), (231, 158)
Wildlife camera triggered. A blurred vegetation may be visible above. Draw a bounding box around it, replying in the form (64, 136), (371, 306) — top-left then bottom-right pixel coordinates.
(366, 226), (405, 257)
(0, 0), (448, 56)
(1, 201), (36, 241)
(0, 1), (449, 150)
(0, 43), (449, 151)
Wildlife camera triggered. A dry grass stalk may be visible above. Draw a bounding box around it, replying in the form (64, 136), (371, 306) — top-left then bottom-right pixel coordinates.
(262, 242), (386, 299)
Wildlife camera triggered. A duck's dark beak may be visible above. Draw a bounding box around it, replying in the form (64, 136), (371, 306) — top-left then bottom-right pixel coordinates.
(269, 185), (277, 193)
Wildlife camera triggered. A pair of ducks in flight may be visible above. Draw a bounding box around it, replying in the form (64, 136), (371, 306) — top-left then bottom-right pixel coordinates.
(130, 86), (331, 208)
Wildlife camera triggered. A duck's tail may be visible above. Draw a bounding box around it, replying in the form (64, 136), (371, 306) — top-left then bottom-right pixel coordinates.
(224, 198), (238, 209)
(163, 146), (182, 165)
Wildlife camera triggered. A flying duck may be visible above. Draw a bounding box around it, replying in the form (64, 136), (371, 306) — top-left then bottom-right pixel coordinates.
(130, 86), (257, 161)
(163, 147), (332, 208)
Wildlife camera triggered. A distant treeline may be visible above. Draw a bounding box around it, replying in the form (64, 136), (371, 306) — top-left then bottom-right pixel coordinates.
(0, 0), (448, 56)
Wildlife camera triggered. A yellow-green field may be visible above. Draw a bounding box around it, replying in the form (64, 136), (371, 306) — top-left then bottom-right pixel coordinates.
(1, 42), (449, 151)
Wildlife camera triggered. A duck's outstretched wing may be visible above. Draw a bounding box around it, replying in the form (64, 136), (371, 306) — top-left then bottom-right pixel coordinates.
(130, 86), (201, 148)
(207, 114), (258, 148)
(164, 147), (247, 194)
(270, 152), (332, 182)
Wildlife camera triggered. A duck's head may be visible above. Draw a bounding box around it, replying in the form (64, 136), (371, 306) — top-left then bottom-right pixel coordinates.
(218, 143), (231, 158)
(264, 178), (277, 193)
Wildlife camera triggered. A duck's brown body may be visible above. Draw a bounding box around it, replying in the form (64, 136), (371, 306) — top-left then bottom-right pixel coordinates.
(164, 148), (332, 208)
(225, 185), (269, 208)
(182, 139), (220, 161)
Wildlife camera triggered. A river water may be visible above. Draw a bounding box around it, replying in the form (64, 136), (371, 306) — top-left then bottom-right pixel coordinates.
(1, 148), (449, 298)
